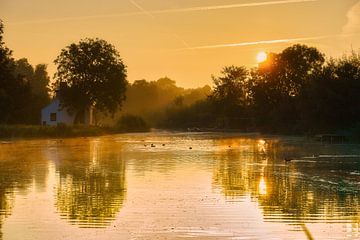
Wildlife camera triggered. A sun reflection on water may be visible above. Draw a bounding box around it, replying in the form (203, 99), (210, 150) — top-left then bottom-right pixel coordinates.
(259, 176), (267, 195)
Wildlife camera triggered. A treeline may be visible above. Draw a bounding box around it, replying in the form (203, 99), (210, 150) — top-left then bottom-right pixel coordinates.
(161, 45), (360, 134)
(101, 77), (211, 127)
(0, 21), (51, 124)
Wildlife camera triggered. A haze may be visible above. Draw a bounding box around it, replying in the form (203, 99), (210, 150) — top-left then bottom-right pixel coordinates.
(1, 0), (359, 87)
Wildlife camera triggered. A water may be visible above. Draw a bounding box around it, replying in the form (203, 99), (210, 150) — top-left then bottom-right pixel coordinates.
(0, 132), (359, 239)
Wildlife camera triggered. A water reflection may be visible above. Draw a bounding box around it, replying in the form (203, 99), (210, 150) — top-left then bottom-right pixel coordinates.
(47, 139), (126, 227)
(0, 141), (49, 238)
(213, 137), (360, 236)
(0, 134), (359, 239)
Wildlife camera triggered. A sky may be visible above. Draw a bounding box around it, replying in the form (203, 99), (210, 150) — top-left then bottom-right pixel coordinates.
(1, 0), (360, 88)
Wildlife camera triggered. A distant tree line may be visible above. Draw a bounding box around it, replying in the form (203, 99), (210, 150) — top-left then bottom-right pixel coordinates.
(162, 45), (360, 134)
(0, 20), (50, 124)
(107, 77), (211, 126)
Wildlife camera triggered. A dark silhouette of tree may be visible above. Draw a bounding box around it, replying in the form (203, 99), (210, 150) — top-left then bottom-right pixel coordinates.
(210, 66), (250, 128)
(250, 44), (325, 132)
(159, 44), (360, 134)
(300, 53), (360, 132)
(54, 38), (128, 123)
(162, 99), (214, 128)
(0, 20), (31, 124)
(13, 58), (51, 124)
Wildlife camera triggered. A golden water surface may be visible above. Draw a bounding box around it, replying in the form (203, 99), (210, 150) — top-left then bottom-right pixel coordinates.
(0, 132), (359, 239)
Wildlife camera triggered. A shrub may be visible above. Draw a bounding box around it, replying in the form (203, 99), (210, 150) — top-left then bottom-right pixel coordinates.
(115, 115), (150, 132)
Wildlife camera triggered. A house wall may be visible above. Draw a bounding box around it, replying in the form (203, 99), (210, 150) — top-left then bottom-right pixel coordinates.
(41, 98), (75, 126)
(41, 98), (94, 126)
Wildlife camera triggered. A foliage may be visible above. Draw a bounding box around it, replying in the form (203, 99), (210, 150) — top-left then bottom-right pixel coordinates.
(13, 58), (51, 124)
(115, 115), (150, 132)
(101, 78), (211, 127)
(0, 21), (32, 124)
(0, 124), (108, 139)
(54, 38), (128, 121)
(209, 66), (250, 128)
(161, 44), (360, 135)
(299, 52), (360, 132)
(250, 44), (325, 132)
(161, 99), (215, 129)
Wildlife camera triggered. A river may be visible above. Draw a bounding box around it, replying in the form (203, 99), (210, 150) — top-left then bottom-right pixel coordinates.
(0, 132), (359, 239)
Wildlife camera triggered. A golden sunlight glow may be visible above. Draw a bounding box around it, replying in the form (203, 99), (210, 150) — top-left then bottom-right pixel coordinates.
(257, 139), (267, 153)
(256, 51), (268, 63)
(259, 176), (267, 195)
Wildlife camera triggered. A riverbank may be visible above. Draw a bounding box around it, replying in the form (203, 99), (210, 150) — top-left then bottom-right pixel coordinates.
(0, 124), (150, 140)
(2, 124), (360, 144)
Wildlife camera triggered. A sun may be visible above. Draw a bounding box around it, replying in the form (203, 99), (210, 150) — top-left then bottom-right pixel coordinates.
(256, 51), (267, 63)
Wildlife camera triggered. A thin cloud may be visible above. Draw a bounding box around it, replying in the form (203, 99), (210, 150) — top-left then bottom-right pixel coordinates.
(151, 0), (318, 14)
(7, 12), (141, 25)
(128, 0), (189, 48)
(342, 1), (360, 35)
(181, 34), (360, 50)
(8, 0), (318, 25)
(129, 0), (155, 18)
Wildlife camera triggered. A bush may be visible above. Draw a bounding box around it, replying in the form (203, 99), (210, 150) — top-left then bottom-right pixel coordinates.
(115, 115), (150, 132)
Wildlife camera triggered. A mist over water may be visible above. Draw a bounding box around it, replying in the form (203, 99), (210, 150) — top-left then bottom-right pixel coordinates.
(0, 132), (359, 239)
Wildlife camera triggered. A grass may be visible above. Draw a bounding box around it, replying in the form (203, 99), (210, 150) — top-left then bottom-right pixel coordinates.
(0, 124), (113, 139)
(0, 122), (152, 139)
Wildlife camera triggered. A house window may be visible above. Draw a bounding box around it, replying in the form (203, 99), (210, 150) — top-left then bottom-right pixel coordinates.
(50, 113), (57, 121)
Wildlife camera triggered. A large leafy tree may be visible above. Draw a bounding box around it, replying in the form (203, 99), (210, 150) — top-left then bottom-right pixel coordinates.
(250, 44), (325, 132)
(54, 38), (128, 122)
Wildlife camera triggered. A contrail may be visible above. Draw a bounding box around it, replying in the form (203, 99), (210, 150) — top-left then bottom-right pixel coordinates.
(129, 0), (155, 18)
(181, 35), (335, 50)
(150, 0), (318, 14)
(7, 13), (141, 25)
(180, 32), (360, 50)
(8, 0), (318, 25)
(128, 0), (189, 48)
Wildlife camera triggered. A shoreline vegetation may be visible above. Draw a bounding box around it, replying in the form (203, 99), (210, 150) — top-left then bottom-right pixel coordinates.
(0, 124), (127, 140)
(0, 115), (151, 139)
(2, 124), (360, 144)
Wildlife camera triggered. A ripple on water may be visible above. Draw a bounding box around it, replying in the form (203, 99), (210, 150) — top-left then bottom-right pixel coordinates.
(0, 134), (359, 239)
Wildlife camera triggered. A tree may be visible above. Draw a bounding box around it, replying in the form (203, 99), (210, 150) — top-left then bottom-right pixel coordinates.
(0, 20), (31, 124)
(14, 59), (50, 97)
(117, 77), (184, 126)
(250, 44), (325, 132)
(300, 52), (360, 131)
(210, 66), (250, 128)
(12, 58), (51, 124)
(32, 64), (50, 97)
(54, 38), (128, 123)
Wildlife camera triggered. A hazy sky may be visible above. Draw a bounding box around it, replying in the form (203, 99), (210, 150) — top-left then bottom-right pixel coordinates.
(1, 0), (360, 87)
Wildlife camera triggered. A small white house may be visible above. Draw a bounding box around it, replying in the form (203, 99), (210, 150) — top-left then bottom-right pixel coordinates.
(41, 98), (93, 126)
